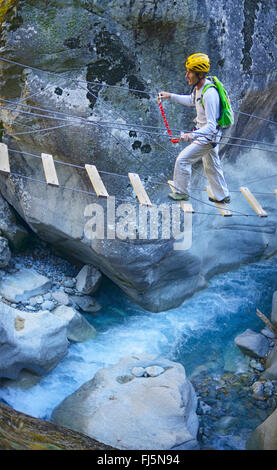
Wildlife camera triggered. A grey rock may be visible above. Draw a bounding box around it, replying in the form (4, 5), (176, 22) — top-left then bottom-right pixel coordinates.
(234, 329), (270, 358)
(52, 305), (97, 342)
(51, 354), (199, 450)
(63, 278), (76, 288)
(0, 303), (69, 379)
(261, 327), (276, 340)
(70, 295), (101, 313)
(51, 291), (70, 305)
(76, 265), (102, 295)
(0, 268), (52, 303)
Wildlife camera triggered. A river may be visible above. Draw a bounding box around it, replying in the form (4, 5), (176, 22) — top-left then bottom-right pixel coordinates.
(0, 244), (277, 450)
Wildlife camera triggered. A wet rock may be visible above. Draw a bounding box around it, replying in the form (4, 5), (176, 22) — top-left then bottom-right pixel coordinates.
(75, 265), (102, 295)
(52, 305), (97, 342)
(0, 268), (51, 303)
(234, 329), (270, 359)
(51, 354), (199, 450)
(70, 295), (101, 313)
(0, 303), (68, 379)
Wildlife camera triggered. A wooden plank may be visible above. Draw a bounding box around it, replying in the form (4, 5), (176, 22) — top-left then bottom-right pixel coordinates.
(85, 164), (109, 197)
(168, 180), (194, 213)
(128, 172), (152, 207)
(41, 153), (59, 186)
(0, 143), (10, 174)
(205, 186), (232, 217)
(240, 186), (267, 217)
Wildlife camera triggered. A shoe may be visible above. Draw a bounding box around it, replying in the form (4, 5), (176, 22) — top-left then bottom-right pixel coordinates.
(209, 196), (231, 204)
(168, 192), (189, 201)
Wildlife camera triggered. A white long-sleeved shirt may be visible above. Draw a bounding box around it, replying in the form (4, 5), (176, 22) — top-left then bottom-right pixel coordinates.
(170, 78), (221, 144)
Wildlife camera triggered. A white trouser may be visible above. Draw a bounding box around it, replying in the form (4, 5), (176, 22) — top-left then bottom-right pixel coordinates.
(173, 142), (229, 201)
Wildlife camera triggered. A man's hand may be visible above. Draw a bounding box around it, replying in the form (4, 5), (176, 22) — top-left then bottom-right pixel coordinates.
(180, 132), (193, 142)
(158, 91), (171, 99)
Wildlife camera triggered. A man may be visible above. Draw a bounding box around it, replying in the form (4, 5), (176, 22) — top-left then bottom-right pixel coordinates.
(159, 52), (230, 204)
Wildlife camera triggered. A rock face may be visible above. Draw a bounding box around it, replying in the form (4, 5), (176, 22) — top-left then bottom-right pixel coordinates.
(246, 408), (277, 450)
(51, 354), (199, 450)
(0, 1), (277, 311)
(0, 193), (29, 251)
(0, 236), (10, 268)
(0, 302), (69, 379)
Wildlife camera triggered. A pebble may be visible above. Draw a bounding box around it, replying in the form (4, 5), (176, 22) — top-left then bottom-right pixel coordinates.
(249, 359), (265, 372)
(29, 295), (44, 306)
(251, 381), (264, 400)
(145, 365), (165, 377)
(51, 291), (70, 305)
(132, 367), (145, 377)
(63, 278), (76, 288)
(25, 305), (36, 311)
(43, 293), (52, 301)
(198, 401), (212, 415)
(41, 300), (55, 311)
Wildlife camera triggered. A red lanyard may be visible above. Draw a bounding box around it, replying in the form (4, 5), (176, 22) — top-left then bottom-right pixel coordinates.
(158, 98), (180, 143)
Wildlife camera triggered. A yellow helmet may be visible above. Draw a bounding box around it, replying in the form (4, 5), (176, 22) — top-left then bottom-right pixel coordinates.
(185, 53), (210, 73)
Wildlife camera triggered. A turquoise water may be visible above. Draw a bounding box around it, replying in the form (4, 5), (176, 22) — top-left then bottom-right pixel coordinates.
(1, 255), (277, 449)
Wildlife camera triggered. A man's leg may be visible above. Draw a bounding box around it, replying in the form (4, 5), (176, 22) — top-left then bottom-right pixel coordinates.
(172, 143), (204, 195)
(202, 144), (229, 202)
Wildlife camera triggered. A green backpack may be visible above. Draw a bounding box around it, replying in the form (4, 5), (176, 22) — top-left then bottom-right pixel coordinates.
(201, 76), (234, 128)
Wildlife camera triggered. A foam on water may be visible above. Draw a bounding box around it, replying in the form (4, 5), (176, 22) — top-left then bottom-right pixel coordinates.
(1, 256), (277, 447)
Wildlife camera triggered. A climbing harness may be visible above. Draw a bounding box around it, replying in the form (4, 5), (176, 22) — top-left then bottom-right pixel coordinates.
(158, 97), (180, 143)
